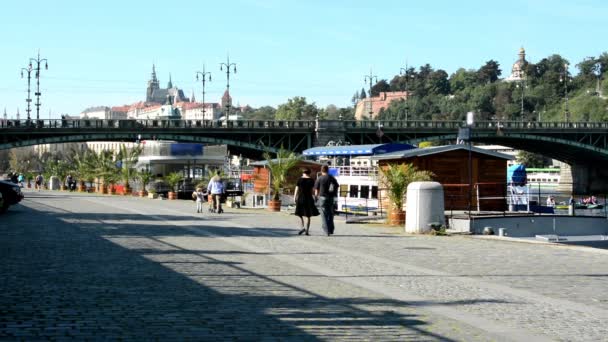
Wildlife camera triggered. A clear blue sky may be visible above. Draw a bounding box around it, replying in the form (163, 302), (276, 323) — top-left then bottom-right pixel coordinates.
(1, 0), (607, 118)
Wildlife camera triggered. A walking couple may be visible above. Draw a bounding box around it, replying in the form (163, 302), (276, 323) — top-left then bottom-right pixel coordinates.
(294, 165), (339, 236)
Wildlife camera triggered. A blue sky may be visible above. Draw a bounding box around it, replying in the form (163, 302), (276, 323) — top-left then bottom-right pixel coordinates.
(1, 0), (607, 118)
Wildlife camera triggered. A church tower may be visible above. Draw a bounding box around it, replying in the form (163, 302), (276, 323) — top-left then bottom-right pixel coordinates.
(146, 64), (160, 102)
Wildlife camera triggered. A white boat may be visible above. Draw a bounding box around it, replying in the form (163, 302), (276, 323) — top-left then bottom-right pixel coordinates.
(526, 168), (560, 187)
(330, 157), (382, 215)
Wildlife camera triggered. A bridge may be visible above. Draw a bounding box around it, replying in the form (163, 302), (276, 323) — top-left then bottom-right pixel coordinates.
(2, 118), (608, 193)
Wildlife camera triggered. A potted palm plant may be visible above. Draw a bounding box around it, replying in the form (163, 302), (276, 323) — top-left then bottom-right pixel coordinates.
(264, 147), (300, 212)
(117, 144), (142, 195)
(378, 163), (434, 225)
(164, 171), (183, 200)
(95, 150), (117, 194)
(135, 168), (153, 197)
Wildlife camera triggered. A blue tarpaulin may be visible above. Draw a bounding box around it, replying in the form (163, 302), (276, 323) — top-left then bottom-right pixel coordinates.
(507, 164), (527, 185)
(170, 143), (204, 156)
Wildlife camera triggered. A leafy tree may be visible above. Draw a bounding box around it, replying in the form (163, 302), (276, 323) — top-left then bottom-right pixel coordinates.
(275, 96), (319, 120)
(477, 60), (502, 84)
(516, 151), (548, 168)
(371, 79), (391, 97)
(246, 106), (276, 120)
(263, 146), (301, 201)
(117, 144), (143, 190)
(360, 88), (367, 99)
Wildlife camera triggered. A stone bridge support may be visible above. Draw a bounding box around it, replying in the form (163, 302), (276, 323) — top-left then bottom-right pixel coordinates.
(315, 120), (346, 147)
(558, 163), (608, 195)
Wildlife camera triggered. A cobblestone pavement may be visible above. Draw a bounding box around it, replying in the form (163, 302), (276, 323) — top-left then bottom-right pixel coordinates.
(1, 190), (607, 341)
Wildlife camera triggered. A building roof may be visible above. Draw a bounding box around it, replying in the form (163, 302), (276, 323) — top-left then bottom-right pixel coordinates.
(371, 144), (516, 161)
(302, 143), (415, 156)
(81, 106), (109, 113)
(249, 159), (324, 167)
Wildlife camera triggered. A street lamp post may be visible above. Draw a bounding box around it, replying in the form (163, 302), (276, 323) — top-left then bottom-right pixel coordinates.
(20, 65), (34, 121)
(516, 76), (526, 122)
(363, 68), (377, 120)
(195, 65), (212, 121)
(399, 62), (414, 122)
(30, 52), (48, 121)
(560, 63), (571, 122)
(220, 55), (237, 126)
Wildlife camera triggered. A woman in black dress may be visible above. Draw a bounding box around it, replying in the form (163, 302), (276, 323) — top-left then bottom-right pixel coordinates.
(294, 168), (320, 235)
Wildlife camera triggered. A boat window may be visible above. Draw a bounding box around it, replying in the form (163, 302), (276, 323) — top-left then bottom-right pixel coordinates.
(339, 184), (347, 197)
(371, 186), (378, 199)
(360, 185), (369, 199)
(349, 185), (358, 198)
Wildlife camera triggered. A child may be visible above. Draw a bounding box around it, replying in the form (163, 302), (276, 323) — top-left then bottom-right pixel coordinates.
(193, 187), (205, 213)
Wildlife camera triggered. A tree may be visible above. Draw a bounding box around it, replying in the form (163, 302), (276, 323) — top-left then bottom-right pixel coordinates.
(371, 79), (390, 97)
(516, 151), (548, 168)
(275, 96), (319, 120)
(117, 144), (143, 191)
(477, 60), (502, 84)
(263, 146), (301, 201)
(360, 88), (367, 99)
(246, 106), (276, 120)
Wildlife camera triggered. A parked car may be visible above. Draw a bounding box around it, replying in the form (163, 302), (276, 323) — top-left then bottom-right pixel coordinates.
(0, 180), (24, 213)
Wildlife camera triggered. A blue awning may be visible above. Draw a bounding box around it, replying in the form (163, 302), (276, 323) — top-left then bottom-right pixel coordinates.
(302, 143), (415, 156)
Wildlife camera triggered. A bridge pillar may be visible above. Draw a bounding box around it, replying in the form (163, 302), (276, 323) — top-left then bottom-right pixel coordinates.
(315, 120), (346, 147)
(559, 163), (608, 195)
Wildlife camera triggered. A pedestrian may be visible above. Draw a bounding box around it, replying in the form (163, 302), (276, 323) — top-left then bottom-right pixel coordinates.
(66, 174), (74, 192)
(10, 173), (18, 184)
(546, 196), (555, 207)
(294, 168), (320, 236)
(314, 165), (339, 236)
(35, 174), (43, 191)
(192, 187), (205, 213)
(17, 173), (24, 187)
(207, 171), (225, 213)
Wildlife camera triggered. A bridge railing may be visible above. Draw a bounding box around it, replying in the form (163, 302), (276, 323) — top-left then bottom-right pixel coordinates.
(0, 119), (317, 130)
(2, 118), (608, 130)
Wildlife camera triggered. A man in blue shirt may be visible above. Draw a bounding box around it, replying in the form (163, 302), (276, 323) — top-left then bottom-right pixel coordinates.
(207, 171), (225, 213)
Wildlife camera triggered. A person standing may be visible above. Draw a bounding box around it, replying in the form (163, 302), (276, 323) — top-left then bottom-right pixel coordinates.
(314, 165), (339, 236)
(294, 168), (320, 235)
(207, 171), (225, 213)
(35, 174), (43, 191)
(192, 187), (206, 213)
(17, 173), (24, 187)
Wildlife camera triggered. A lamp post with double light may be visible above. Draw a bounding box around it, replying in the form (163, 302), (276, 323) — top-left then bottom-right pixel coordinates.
(20, 65), (33, 121)
(195, 65), (212, 121)
(559, 63), (571, 122)
(364, 68), (377, 120)
(220, 56), (237, 126)
(30, 52), (48, 121)
(399, 62), (415, 121)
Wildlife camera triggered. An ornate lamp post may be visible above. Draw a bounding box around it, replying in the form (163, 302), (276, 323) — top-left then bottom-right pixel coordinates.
(20, 65), (34, 121)
(399, 62), (415, 121)
(195, 65), (212, 121)
(559, 63), (571, 122)
(30, 52), (48, 121)
(220, 55), (237, 126)
(516, 76), (526, 122)
(364, 68), (377, 120)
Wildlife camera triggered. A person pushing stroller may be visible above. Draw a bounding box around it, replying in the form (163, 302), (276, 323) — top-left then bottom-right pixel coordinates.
(207, 171), (225, 213)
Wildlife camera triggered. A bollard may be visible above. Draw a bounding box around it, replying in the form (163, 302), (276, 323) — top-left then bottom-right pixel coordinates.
(568, 204), (575, 216)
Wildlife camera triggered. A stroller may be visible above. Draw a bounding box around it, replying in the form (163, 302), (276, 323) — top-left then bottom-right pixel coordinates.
(207, 193), (226, 213)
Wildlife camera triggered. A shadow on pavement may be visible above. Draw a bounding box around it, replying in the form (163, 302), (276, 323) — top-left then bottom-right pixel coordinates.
(0, 201), (480, 340)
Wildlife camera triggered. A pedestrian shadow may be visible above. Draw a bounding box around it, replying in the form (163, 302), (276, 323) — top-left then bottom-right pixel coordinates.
(1, 205), (474, 341)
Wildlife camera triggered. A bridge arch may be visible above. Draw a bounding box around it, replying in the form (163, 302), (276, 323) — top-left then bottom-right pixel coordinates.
(0, 133), (279, 155)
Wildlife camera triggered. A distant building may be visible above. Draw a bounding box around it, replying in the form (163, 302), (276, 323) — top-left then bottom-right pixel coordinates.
(145, 65), (189, 104)
(177, 102), (221, 121)
(505, 47), (528, 82)
(80, 106), (127, 120)
(354, 91), (409, 120)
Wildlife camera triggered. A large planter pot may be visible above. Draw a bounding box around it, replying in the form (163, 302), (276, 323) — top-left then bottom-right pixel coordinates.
(109, 187), (117, 195)
(60, 185), (67, 191)
(268, 199), (281, 212)
(77, 183), (86, 192)
(148, 192), (157, 199)
(388, 208), (406, 226)
(168, 192), (177, 200)
(100, 185), (108, 194)
(139, 190), (148, 197)
(123, 186), (132, 196)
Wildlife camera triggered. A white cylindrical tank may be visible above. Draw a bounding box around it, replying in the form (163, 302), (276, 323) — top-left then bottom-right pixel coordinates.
(405, 181), (445, 233)
(49, 176), (60, 190)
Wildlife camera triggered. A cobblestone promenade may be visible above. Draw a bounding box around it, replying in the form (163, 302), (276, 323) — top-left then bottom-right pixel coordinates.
(1, 190), (607, 341)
